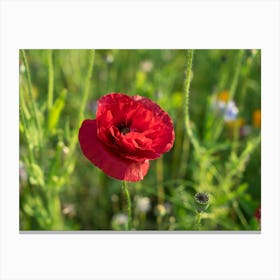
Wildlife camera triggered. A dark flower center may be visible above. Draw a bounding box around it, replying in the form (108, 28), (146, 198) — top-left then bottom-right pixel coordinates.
(195, 192), (209, 204)
(117, 122), (131, 135)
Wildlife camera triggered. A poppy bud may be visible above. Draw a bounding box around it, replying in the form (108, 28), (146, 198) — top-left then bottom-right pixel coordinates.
(194, 192), (210, 212)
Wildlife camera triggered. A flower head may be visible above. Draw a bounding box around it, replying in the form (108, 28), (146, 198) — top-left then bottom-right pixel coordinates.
(79, 93), (175, 182)
(224, 100), (239, 121)
(194, 192), (210, 212)
(253, 109), (261, 128)
(111, 213), (128, 230)
(212, 90), (239, 122)
(135, 196), (151, 213)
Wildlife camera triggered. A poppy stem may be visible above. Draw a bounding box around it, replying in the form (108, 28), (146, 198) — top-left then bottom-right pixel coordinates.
(122, 181), (132, 230)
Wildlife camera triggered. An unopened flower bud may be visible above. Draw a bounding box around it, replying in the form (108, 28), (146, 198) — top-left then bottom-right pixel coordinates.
(194, 192), (210, 212)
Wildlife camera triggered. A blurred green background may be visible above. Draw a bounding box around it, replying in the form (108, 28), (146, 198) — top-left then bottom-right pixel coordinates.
(19, 49), (261, 230)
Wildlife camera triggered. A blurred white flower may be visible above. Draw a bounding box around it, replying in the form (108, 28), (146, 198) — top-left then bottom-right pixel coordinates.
(62, 203), (76, 218)
(112, 213), (128, 226)
(135, 196), (151, 213)
(224, 100), (239, 121)
(140, 60), (153, 72)
(212, 98), (239, 122)
(106, 54), (114, 64)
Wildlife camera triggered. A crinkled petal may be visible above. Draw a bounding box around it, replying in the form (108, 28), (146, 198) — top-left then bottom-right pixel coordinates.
(132, 95), (175, 154)
(78, 119), (150, 182)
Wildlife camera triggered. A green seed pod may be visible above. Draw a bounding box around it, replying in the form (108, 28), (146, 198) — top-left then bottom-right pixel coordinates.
(194, 192), (210, 212)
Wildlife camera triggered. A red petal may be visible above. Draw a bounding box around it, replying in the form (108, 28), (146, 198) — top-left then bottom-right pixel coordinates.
(78, 119), (150, 182)
(132, 95), (175, 154)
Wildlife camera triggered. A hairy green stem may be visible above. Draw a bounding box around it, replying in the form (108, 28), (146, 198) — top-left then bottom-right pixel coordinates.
(184, 50), (200, 154)
(122, 181), (132, 230)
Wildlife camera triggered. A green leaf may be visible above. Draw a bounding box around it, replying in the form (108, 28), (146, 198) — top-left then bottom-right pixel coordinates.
(48, 89), (67, 133)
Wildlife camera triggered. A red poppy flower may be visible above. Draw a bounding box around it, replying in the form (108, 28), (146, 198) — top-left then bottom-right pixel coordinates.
(78, 93), (175, 182)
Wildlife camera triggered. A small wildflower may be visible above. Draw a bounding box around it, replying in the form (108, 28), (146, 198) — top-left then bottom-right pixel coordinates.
(112, 213), (128, 230)
(253, 109), (261, 128)
(154, 204), (166, 217)
(140, 60), (153, 72)
(217, 90), (230, 102)
(212, 91), (239, 122)
(62, 146), (70, 155)
(111, 194), (119, 203)
(194, 192), (210, 212)
(169, 216), (176, 224)
(135, 196), (151, 213)
(224, 101), (239, 121)
(105, 54), (114, 64)
(62, 203), (76, 218)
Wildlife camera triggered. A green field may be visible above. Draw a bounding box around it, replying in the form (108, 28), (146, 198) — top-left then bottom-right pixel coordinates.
(19, 49), (261, 230)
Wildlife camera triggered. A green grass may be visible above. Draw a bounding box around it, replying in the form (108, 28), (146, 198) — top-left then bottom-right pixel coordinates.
(19, 49), (261, 230)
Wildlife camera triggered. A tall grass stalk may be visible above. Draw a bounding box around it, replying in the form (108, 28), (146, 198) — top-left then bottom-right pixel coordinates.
(78, 49), (95, 125)
(63, 50), (95, 174)
(47, 50), (54, 112)
(20, 50), (43, 147)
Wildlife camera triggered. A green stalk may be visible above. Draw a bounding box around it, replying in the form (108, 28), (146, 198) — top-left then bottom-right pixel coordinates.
(78, 49), (95, 125)
(180, 50), (201, 177)
(19, 91), (35, 163)
(156, 157), (164, 229)
(47, 50), (54, 111)
(122, 181), (132, 230)
(62, 50), (95, 176)
(184, 50), (200, 154)
(51, 192), (63, 230)
(195, 211), (202, 230)
(228, 50), (244, 101)
(20, 50), (42, 147)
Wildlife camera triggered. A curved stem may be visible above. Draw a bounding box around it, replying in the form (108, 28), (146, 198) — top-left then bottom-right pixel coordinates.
(184, 50), (200, 154)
